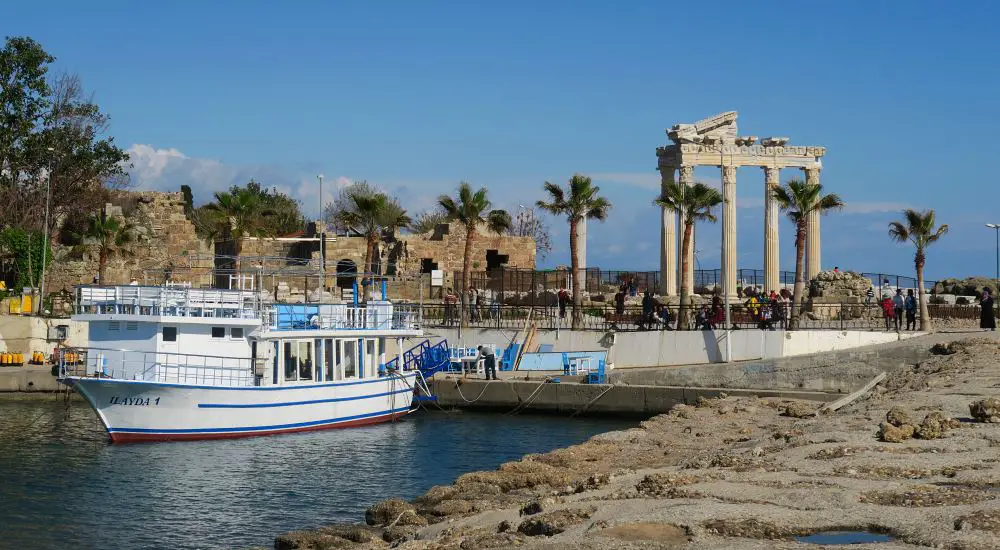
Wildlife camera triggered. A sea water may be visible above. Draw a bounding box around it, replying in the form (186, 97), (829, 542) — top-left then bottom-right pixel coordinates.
(0, 396), (632, 549)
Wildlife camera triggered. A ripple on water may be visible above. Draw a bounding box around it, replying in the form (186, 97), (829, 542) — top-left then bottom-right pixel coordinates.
(0, 398), (633, 549)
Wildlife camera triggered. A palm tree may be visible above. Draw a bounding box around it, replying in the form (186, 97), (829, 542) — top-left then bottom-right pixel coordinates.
(655, 182), (722, 329)
(438, 182), (511, 323)
(78, 215), (134, 284)
(202, 187), (265, 274)
(537, 174), (611, 329)
(772, 179), (844, 329)
(888, 209), (948, 331)
(336, 189), (411, 297)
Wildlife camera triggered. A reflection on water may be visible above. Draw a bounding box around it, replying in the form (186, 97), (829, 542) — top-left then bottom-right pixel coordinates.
(0, 396), (632, 549)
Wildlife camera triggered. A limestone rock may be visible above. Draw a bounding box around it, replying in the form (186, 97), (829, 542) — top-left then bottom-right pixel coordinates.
(916, 410), (961, 440)
(275, 524), (381, 549)
(970, 398), (1000, 423)
(365, 498), (422, 526)
(517, 507), (595, 537)
(879, 421), (916, 443)
(886, 406), (912, 428)
(782, 402), (814, 418)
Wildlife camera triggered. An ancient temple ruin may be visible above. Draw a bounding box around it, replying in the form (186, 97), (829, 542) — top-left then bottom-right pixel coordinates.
(656, 111), (826, 298)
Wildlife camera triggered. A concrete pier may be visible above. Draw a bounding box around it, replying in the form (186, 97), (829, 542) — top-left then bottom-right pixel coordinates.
(428, 377), (838, 417)
(0, 366), (61, 392)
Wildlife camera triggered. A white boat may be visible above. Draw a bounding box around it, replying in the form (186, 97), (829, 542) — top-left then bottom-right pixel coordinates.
(58, 284), (429, 443)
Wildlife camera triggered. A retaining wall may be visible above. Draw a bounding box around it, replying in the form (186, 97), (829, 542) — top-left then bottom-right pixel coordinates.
(421, 327), (917, 369)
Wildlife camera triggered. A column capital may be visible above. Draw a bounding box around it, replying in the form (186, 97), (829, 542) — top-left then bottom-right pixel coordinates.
(721, 165), (738, 182)
(678, 165), (694, 183)
(763, 165), (780, 185)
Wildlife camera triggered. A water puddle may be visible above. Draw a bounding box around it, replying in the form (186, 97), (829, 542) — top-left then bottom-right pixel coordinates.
(795, 530), (894, 545)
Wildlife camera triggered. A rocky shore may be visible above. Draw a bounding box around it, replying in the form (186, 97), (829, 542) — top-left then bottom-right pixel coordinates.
(275, 333), (1000, 549)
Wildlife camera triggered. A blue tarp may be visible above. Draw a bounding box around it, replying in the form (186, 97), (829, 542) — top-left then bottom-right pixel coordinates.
(275, 304), (319, 329)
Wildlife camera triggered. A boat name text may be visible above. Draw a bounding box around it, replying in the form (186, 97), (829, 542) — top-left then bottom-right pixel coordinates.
(109, 396), (160, 406)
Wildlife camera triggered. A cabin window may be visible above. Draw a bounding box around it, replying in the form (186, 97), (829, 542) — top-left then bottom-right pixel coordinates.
(283, 342), (298, 382)
(231, 327), (244, 339)
(162, 326), (177, 342)
(283, 341), (313, 382)
(109, 321), (120, 332)
(211, 326), (225, 338)
(324, 339), (335, 381)
(367, 339), (377, 373)
(298, 341), (314, 381)
(343, 340), (357, 378)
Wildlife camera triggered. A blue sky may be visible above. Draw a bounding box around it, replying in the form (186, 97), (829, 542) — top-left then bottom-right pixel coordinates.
(6, 1), (999, 281)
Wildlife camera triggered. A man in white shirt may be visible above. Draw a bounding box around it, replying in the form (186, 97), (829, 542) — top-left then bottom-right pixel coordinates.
(476, 345), (498, 380)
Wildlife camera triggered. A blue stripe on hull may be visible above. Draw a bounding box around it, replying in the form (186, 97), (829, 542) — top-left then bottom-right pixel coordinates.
(108, 406), (413, 434)
(197, 387), (414, 408)
(77, 373), (417, 391)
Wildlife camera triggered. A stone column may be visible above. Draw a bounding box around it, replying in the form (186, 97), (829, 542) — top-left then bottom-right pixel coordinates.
(659, 166), (677, 296)
(805, 167), (822, 279)
(721, 165), (738, 300)
(763, 166), (780, 293)
(678, 165), (695, 296)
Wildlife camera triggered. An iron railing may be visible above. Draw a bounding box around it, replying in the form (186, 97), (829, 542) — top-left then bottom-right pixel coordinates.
(58, 346), (255, 387)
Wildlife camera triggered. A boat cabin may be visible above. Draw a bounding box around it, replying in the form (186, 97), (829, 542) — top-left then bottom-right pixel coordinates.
(71, 285), (422, 387)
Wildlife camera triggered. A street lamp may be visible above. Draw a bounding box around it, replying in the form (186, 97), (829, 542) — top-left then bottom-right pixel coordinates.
(987, 223), (1000, 293)
(39, 147), (55, 313)
(318, 174), (325, 302)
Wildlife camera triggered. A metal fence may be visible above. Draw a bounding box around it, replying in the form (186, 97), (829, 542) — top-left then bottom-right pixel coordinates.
(414, 302), (925, 332)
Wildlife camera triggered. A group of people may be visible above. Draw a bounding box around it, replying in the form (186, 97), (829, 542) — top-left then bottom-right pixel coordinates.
(442, 286), (499, 325)
(694, 288), (792, 331)
(878, 286), (919, 331)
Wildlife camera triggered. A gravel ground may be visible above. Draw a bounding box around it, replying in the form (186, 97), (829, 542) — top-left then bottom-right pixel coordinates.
(275, 332), (1000, 550)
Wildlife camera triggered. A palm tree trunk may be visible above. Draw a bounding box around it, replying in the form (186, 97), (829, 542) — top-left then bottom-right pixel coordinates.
(364, 235), (375, 300)
(461, 224), (475, 327)
(99, 248), (108, 286)
(790, 220), (807, 330)
(678, 220), (693, 330)
(915, 250), (930, 331)
(569, 217), (581, 330)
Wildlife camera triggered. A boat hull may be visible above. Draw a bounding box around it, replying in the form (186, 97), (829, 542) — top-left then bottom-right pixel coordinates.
(62, 374), (417, 443)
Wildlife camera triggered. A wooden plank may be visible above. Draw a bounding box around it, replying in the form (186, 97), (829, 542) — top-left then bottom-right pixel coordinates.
(821, 371), (887, 413)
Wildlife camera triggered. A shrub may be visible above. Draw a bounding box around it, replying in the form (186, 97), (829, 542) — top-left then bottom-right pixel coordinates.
(956, 296), (970, 305)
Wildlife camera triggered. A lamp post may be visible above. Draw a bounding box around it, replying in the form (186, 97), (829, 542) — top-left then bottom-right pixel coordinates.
(987, 223), (1000, 294)
(38, 147), (55, 313)
(318, 174), (325, 302)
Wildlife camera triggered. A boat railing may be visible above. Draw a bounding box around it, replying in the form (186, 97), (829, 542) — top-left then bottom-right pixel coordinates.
(57, 346), (255, 387)
(266, 303), (422, 332)
(74, 285), (262, 321)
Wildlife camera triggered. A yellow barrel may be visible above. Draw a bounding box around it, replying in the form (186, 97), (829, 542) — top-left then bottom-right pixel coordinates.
(1, 353), (8, 365)
(15, 353), (22, 365)
(20, 294), (31, 314)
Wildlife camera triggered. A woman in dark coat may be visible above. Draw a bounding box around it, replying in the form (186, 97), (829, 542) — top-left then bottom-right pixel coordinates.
(981, 288), (996, 331)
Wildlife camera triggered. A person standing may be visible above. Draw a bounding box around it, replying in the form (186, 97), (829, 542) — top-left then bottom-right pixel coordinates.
(468, 286), (479, 322)
(557, 288), (570, 319)
(476, 345), (498, 380)
(981, 288), (996, 331)
(866, 285), (875, 306)
(614, 288), (625, 315)
(904, 289), (917, 331)
(881, 295), (894, 331)
(640, 289), (655, 330)
(892, 289), (905, 331)
(444, 288), (458, 326)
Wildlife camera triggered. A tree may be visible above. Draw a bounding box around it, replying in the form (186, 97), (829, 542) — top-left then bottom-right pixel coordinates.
(438, 182), (511, 322)
(509, 207), (552, 261)
(334, 188), (411, 296)
(325, 180), (376, 235)
(655, 182), (722, 329)
(76, 215), (133, 284)
(408, 210), (448, 234)
(0, 37), (129, 236)
(199, 186), (266, 273)
(888, 209), (948, 331)
(772, 179), (844, 329)
(536, 174), (611, 329)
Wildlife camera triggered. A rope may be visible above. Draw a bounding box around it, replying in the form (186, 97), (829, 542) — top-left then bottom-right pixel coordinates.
(569, 382), (619, 417)
(454, 378), (496, 404)
(505, 376), (553, 416)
